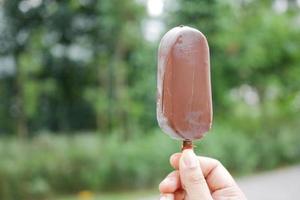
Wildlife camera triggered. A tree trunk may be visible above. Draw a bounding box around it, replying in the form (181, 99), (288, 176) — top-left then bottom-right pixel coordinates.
(14, 53), (28, 138)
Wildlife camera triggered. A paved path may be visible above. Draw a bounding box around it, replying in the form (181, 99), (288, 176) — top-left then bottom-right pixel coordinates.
(143, 165), (300, 200)
(238, 165), (300, 200)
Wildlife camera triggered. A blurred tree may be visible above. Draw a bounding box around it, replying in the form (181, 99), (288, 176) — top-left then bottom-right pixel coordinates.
(0, 0), (46, 137)
(169, 0), (300, 124)
(0, 0), (299, 138)
(0, 0), (146, 137)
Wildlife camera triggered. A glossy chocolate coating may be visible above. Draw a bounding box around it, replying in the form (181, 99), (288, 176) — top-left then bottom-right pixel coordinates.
(157, 26), (212, 140)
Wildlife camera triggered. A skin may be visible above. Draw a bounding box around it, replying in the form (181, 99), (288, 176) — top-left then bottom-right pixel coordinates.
(159, 150), (247, 200)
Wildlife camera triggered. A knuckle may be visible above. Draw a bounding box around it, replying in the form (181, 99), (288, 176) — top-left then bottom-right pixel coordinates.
(215, 159), (222, 165)
(211, 158), (222, 168)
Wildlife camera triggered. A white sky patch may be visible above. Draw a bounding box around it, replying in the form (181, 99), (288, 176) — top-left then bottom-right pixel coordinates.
(273, 0), (288, 13)
(18, 0), (42, 13)
(143, 19), (164, 42)
(0, 56), (15, 77)
(0, 7), (5, 32)
(68, 44), (92, 63)
(16, 30), (29, 45)
(147, 0), (164, 17)
(50, 43), (92, 63)
(230, 84), (259, 106)
(243, 87), (259, 106)
(51, 44), (66, 58)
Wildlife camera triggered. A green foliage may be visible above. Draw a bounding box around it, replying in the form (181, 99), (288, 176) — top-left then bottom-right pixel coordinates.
(0, 132), (176, 199)
(0, 0), (300, 198)
(170, 0), (300, 115)
(1, 119), (300, 199)
(0, 0), (299, 139)
(0, 0), (148, 136)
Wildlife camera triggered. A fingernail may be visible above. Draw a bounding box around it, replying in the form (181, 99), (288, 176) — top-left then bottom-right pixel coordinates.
(160, 194), (174, 200)
(182, 150), (198, 168)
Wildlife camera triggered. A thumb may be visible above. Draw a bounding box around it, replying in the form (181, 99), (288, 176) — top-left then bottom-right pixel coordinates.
(179, 149), (212, 200)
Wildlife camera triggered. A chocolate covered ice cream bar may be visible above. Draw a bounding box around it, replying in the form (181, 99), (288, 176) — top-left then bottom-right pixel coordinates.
(157, 25), (213, 141)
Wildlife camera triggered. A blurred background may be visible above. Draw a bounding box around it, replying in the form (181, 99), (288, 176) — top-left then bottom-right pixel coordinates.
(0, 0), (300, 199)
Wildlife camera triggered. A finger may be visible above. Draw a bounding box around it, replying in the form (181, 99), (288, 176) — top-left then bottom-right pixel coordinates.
(174, 189), (185, 200)
(179, 149), (212, 200)
(202, 157), (236, 192)
(159, 171), (181, 193)
(171, 153), (237, 192)
(170, 153), (181, 169)
(159, 193), (174, 200)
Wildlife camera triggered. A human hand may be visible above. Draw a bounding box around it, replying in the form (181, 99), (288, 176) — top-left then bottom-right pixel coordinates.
(159, 149), (247, 200)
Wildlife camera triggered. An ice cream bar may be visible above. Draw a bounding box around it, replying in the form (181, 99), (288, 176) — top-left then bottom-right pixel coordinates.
(157, 25), (212, 141)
